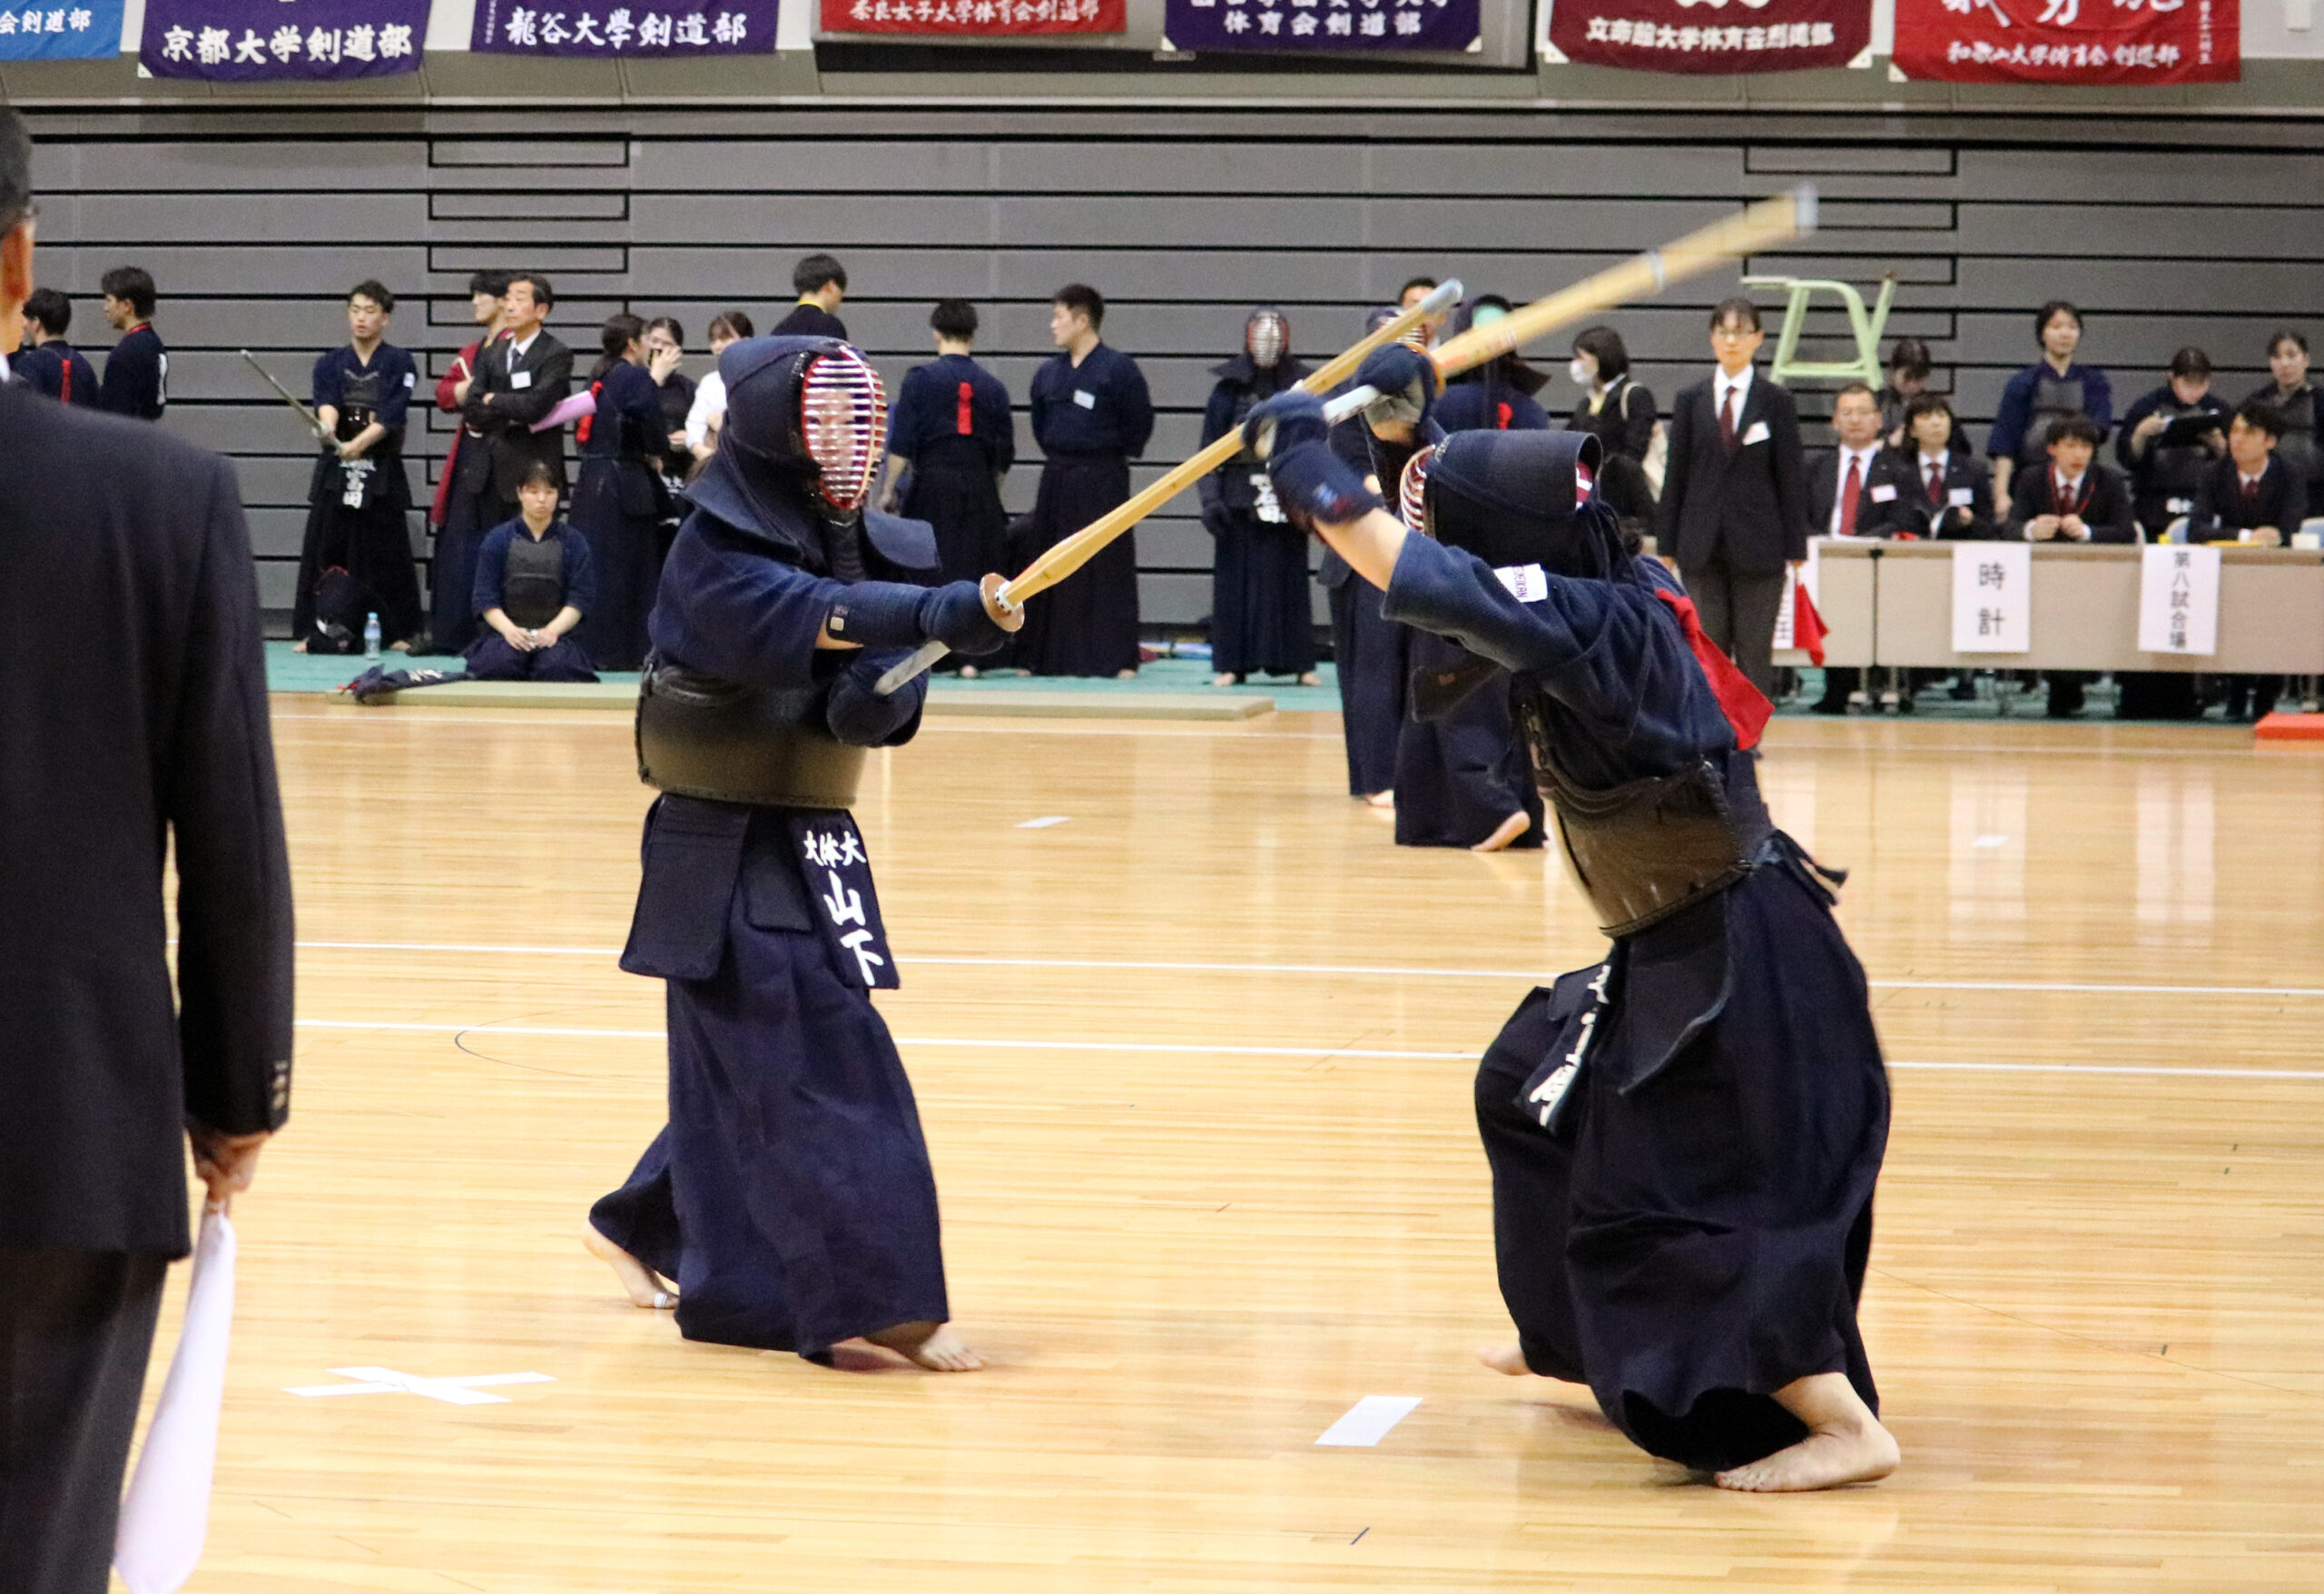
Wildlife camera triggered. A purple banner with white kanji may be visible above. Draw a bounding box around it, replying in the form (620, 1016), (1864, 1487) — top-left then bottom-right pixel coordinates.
(471, 0), (774, 54)
(1164, 0), (1477, 50)
(141, 0), (425, 77)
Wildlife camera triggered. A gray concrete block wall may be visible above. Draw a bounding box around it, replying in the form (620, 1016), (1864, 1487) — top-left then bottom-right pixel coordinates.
(21, 112), (2324, 631)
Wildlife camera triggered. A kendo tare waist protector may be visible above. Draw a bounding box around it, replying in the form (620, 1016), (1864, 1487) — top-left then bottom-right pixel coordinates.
(1524, 733), (1774, 940)
(635, 658), (867, 811)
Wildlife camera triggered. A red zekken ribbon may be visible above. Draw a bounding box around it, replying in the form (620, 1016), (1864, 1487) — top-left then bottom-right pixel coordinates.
(1653, 588), (1774, 752)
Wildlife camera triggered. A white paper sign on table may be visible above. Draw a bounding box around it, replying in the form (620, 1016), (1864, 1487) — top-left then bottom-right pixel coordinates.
(114, 1208), (235, 1594)
(1951, 541), (2033, 654)
(2137, 544), (2221, 655)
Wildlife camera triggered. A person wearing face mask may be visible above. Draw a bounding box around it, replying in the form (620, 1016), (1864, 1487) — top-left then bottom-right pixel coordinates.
(2244, 330), (2322, 516)
(2118, 347), (2230, 540)
(1240, 389), (1895, 1496)
(1199, 305), (1318, 686)
(1989, 301), (2113, 523)
(1564, 325), (1659, 537)
(583, 335), (1021, 1375)
(1435, 295), (1551, 436)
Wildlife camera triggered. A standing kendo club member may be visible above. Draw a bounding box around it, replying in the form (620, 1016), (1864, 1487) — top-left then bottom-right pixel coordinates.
(1019, 283), (1154, 677)
(291, 279), (425, 654)
(585, 335), (1019, 1374)
(881, 297), (1016, 674)
(1322, 304), (1420, 806)
(435, 271), (571, 655)
(0, 104), (293, 1588)
(1199, 305), (1319, 687)
(1241, 359), (1896, 1494)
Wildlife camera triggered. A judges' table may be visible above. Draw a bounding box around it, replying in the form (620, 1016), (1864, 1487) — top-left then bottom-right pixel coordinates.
(1801, 538), (2324, 674)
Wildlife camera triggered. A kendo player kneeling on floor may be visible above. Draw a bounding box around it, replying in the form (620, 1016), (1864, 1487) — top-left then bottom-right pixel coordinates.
(1244, 381), (1897, 1493)
(585, 335), (1020, 1373)
(467, 459), (601, 683)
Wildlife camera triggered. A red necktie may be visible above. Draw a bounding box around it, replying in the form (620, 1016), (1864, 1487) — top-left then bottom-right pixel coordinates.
(1927, 461), (1945, 504)
(1719, 386), (1738, 453)
(1838, 456), (1861, 537)
(2243, 476), (2260, 509)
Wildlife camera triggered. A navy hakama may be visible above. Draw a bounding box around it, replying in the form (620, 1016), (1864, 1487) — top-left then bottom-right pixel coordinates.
(1015, 455), (1140, 677)
(1324, 555), (1407, 795)
(569, 361), (670, 672)
(1392, 634), (1542, 849)
(1208, 514), (1316, 678)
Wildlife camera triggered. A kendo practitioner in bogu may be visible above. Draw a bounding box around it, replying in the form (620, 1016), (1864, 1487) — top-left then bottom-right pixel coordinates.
(584, 335), (1019, 1373)
(1243, 348), (1898, 1492)
(290, 280), (426, 654)
(1321, 305), (1417, 806)
(1199, 306), (1319, 687)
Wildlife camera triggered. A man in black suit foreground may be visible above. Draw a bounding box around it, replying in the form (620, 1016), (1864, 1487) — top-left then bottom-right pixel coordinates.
(1657, 296), (1812, 694)
(0, 110), (294, 1592)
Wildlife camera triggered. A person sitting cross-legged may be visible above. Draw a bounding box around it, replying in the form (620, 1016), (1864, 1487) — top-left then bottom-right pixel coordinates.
(468, 460), (600, 683)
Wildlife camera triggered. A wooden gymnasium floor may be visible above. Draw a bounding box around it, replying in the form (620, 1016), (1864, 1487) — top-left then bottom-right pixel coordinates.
(156, 698), (2324, 1593)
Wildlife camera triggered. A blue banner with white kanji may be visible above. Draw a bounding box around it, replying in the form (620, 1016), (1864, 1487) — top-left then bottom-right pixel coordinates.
(1163, 0), (1476, 50)
(471, 0), (775, 54)
(0, 0), (120, 59)
(140, 0), (426, 77)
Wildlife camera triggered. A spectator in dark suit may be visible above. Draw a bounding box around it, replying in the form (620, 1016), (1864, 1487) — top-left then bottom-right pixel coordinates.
(435, 271), (573, 654)
(1657, 295), (1812, 694)
(1802, 383), (1886, 713)
(2195, 402), (2310, 720)
(773, 252), (848, 340)
(2246, 330), (2322, 514)
(1860, 395), (1994, 542)
(15, 285), (95, 405)
(0, 110), (292, 1592)
(96, 263), (166, 420)
(2006, 415), (2134, 718)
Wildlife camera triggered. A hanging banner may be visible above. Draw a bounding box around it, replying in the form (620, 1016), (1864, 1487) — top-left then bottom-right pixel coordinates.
(2137, 544), (2221, 654)
(822, 0), (1124, 36)
(1546, 0), (1867, 73)
(1893, 0), (2237, 84)
(0, 0), (122, 60)
(474, 0), (775, 53)
(1952, 540), (2032, 654)
(1165, 0), (1479, 51)
(142, 0), (425, 76)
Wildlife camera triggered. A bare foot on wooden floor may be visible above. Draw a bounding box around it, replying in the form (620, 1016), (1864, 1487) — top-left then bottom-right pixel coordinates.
(865, 1320), (985, 1372)
(1472, 810), (1532, 853)
(1715, 1373), (1898, 1492)
(1478, 1343), (1531, 1376)
(582, 1225), (675, 1309)
(1364, 790), (1395, 810)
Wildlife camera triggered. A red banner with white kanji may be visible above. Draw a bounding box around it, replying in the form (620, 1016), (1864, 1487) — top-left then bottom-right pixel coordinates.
(1893, 0), (2237, 83)
(821, 0), (1123, 33)
(1546, 0), (1868, 72)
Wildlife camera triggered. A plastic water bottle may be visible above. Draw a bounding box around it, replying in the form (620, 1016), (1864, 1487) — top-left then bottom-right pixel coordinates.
(363, 612), (381, 662)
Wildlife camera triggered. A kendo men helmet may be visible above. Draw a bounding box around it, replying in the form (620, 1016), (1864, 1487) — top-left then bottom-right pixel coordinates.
(1397, 429), (1613, 579)
(705, 335), (890, 518)
(1246, 306), (1288, 369)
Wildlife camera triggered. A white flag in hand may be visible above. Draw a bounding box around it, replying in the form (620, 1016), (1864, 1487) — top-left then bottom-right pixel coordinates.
(114, 1207), (237, 1594)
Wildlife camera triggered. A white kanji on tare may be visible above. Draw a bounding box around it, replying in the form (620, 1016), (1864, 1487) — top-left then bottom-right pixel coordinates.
(817, 868), (887, 985)
(1529, 963), (1611, 1128)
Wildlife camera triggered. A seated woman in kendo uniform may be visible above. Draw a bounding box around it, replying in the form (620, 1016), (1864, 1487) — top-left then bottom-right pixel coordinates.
(584, 334), (1020, 1373)
(1242, 348), (1897, 1493)
(466, 459), (601, 683)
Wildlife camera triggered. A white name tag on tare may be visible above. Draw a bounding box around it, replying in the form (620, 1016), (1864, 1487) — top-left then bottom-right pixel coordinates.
(1869, 483), (1897, 503)
(509, 369), (533, 390)
(1951, 540), (2033, 653)
(1949, 487), (1974, 507)
(1072, 389), (1096, 409)
(1494, 564), (1550, 602)
(1741, 419), (1770, 446)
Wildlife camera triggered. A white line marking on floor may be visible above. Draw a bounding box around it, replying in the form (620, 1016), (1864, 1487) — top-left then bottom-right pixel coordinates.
(1317, 1396), (1422, 1447)
(1974, 833), (2011, 848)
(1017, 815), (1071, 829)
(287, 941), (2324, 1003)
(286, 1020), (2324, 1080)
(286, 1367), (556, 1406)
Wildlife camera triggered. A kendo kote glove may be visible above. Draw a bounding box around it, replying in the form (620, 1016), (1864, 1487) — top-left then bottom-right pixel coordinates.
(825, 650), (928, 746)
(1242, 392), (1384, 532)
(824, 577), (1017, 657)
(1354, 343), (1440, 435)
